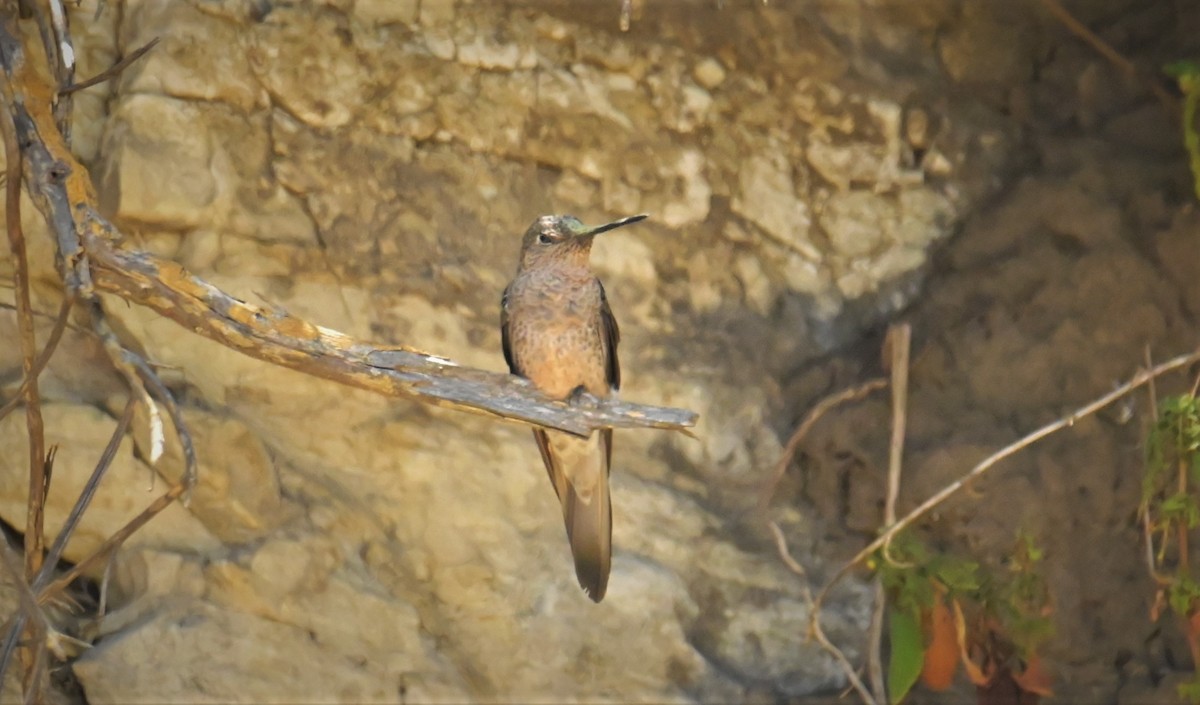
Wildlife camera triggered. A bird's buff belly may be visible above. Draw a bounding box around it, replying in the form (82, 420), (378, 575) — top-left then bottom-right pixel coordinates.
(515, 331), (609, 400)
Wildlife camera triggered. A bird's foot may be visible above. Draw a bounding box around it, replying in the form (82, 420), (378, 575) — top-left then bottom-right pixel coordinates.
(567, 385), (602, 409)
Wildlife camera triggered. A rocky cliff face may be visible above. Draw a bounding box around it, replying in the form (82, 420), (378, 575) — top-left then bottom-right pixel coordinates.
(1, 0), (1194, 701)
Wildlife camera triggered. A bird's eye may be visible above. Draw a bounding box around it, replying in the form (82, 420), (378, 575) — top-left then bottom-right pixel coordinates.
(538, 233), (553, 244)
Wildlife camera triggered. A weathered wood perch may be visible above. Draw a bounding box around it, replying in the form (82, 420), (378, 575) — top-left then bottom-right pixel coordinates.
(0, 14), (697, 439)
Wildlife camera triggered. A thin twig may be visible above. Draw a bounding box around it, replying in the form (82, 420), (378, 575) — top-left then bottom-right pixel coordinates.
(59, 36), (158, 95)
(759, 378), (889, 511)
(98, 552), (117, 618)
(1, 70), (48, 585)
(815, 345), (1200, 612)
(768, 521), (880, 705)
(1145, 345), (1159, 416)
(1142, 513), (1173, 586)
(883, 324), (910, 532)
(27, 1), (58, 91)
(0, 404), (184, 682)
(37, 481), (186, 605)
(0, 296), (74, 424)
(1139, 346), (1166, 584)
(1037, 0), (1178, 116)
(0, 614), (20, 701)
(867, 324), (912, 701)
(32, 399), (136, 591)
(122, 346), (196, 492)
(45, 0), (75, 135)
(618, 0), (633, 31)
(83, 298), (196, 491)
(0, 539), (48, 705)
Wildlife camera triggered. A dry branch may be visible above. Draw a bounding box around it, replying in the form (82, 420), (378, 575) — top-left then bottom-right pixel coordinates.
(37, 481), (185, 602)
(0, 33), (47, 588)
(815, 344), (1200, 613)
(1037, 0), (1177, 115)
(32, 399), (134, 589)
(0, 12), (696, 439)
(59, 36), (157, 95)
(882, 324), (910, 532)
(85, 240), (696, 437)
(0, 297), (71, 424)
(866, 323), (912, 702)
(758, 378), (888, 511)
(0, 538), (47, 705)
(768, 521), (879, 705)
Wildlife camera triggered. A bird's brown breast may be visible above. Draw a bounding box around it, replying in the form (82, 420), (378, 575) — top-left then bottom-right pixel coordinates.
(505, 268), (610, 400)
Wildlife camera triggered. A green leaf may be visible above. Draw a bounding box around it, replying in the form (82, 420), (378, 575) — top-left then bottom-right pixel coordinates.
(1169, 576), (1200, 617)
(933, 558), (981, 594)
(888, 608), (925, 705)
(1178, 673), (1200, 704)
(1165, 60), (1200, 83)
(1162, 492), (1200, 529)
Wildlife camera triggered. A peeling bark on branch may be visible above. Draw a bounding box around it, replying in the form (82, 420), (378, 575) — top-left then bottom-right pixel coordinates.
(0, 12), (697, 439)
(87, 230), (696, 436)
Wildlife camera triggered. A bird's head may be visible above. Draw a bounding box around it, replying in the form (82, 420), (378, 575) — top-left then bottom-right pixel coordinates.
(517, 214), (648, 270)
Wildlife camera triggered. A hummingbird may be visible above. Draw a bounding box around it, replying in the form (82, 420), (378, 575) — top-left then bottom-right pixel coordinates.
(500, 213), (648, 602)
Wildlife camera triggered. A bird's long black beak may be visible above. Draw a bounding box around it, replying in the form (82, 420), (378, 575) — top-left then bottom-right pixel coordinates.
(583, 214), (648, 237)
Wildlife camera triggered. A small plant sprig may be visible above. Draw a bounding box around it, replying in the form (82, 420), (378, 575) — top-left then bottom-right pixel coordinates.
(1142, 390), (1200, 702)
(1164, 60), (1200, 202)
(870, 531), (1053, 704)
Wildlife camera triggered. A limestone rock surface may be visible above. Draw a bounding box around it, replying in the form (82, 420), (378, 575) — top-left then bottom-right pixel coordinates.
(0, 404), (222, 567)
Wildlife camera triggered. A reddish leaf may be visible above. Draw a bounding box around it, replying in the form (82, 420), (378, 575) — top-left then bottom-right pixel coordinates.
(921, 597), (958, 691)
(1189, 610), (1200, 640)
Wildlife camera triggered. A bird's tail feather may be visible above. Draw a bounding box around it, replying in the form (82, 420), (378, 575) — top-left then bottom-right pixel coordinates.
(534, 429), (613, 602)
(564, 467), (611, 602)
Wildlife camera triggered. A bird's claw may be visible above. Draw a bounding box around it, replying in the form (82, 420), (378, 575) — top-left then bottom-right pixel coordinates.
(568, 385), (602, 409)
